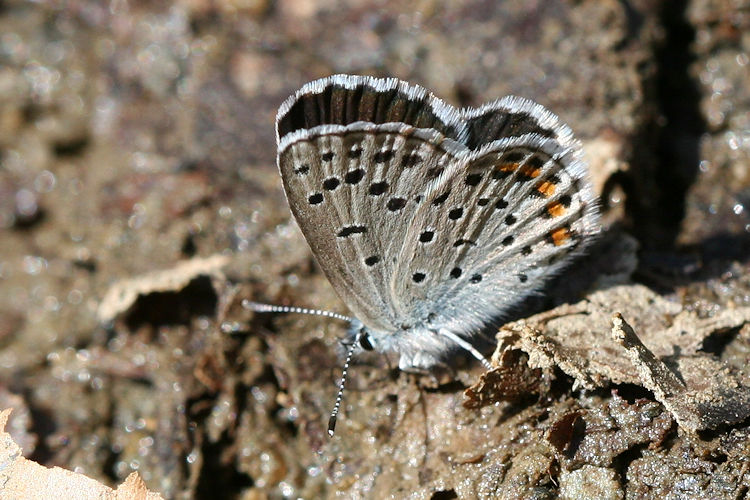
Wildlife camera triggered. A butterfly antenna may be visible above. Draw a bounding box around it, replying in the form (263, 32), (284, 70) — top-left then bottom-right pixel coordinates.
(245, 299), (361, 436)
(243, 300), (354, 323)
(438, 328), (493, 370)
(327, 329), (361, 437)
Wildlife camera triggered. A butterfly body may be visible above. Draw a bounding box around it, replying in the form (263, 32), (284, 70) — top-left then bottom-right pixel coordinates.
(275, 75), (599, 372)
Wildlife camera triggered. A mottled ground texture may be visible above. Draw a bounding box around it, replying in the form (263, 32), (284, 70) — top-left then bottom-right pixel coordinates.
(1, 1), (749, 499)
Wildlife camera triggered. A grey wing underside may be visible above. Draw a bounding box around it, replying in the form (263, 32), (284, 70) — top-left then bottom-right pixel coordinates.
(278, 126), (599, 337)
(278, 124), (463, 333)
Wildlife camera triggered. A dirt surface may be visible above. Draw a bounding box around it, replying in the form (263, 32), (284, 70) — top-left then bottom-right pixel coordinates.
(1, 1), (749, 498)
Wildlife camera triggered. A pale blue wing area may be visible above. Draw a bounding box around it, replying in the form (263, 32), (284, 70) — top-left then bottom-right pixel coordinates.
(391, 133), (599, 338)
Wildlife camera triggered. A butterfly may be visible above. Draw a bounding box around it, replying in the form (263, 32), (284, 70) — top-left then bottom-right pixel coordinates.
(248, 75), (600, 434)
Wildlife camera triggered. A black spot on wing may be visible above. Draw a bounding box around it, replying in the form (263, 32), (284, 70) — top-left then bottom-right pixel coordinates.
(308, 193), (323, 205)
(337, 225), (367, 237)
(345, 169), (365, 184)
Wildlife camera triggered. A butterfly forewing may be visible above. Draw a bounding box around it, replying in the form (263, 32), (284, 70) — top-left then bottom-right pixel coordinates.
(278, 123), (463, 333)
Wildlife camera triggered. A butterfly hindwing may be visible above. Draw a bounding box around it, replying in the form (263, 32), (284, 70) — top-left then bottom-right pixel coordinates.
(391, 133), (598, 335)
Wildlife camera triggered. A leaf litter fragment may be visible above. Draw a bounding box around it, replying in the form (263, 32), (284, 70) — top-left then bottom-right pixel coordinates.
(97, 255), (230, 322)
(0, 409), (164, 499)
(470, 284), (750, 431)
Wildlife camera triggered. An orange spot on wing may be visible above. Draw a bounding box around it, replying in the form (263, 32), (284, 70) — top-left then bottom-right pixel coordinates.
(546, 201), (567, 217)
(536, 180), (557, 197)
(519, 165), (541, 179)
(549, 227), (571, 246)
(496, 162), (518, 173)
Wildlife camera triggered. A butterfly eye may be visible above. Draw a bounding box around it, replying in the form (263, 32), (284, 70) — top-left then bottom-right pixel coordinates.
(359, 332), (374, 351)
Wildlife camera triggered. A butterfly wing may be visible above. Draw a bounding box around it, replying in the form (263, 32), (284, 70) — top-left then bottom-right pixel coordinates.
(391, 97), (600, 336)
(276, 76), (469, 333)
(276, 76), (600, 359)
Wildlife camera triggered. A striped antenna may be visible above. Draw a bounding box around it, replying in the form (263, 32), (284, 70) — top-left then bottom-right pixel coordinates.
(243, 300), (354, 323)
(327, 329), (362, 437)
(244, 299), (357, 437)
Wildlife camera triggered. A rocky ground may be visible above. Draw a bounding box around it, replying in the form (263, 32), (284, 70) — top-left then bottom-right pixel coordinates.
(1, 0), (749, 498)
